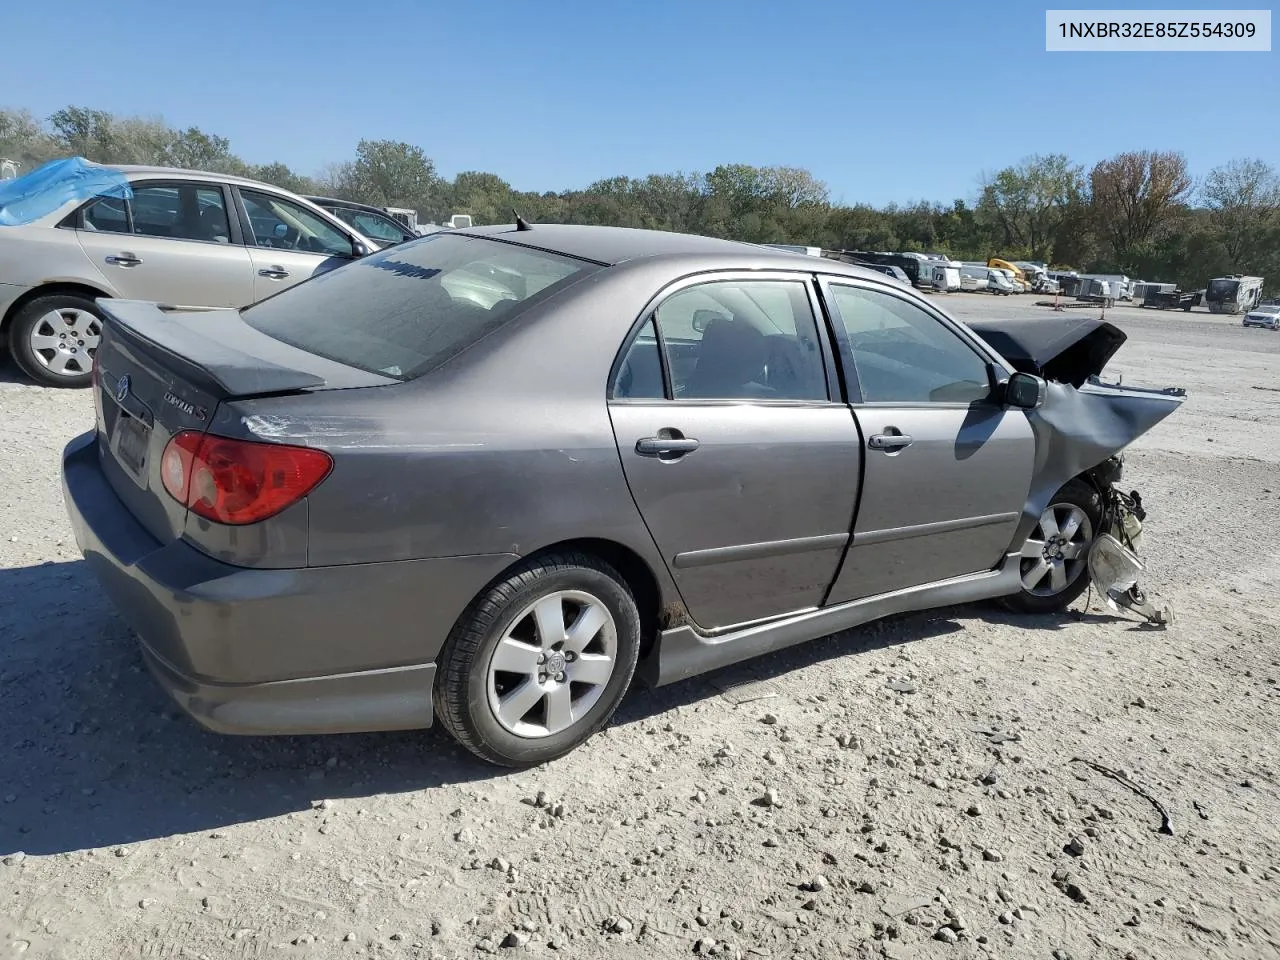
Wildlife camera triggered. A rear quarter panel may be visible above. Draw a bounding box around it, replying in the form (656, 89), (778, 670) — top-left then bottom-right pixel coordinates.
(0, 222), (116, 295)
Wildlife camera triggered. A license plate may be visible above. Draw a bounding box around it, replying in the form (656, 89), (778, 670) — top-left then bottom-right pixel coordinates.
(114, 415), (151, 477)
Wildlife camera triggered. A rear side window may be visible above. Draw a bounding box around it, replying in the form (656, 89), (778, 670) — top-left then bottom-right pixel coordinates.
(241, 233), (597, 380)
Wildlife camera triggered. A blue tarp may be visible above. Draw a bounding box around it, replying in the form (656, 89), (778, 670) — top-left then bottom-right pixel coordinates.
(0, 156), (132, 226)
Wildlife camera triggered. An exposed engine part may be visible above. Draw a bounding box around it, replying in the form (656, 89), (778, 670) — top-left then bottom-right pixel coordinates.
(1085, 482), (1173, 627)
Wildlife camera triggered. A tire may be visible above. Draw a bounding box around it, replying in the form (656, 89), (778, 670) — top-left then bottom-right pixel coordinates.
(1000, 478), (1103, 616)
(434, 552), (642, 767)
(9, 293), (104, 388)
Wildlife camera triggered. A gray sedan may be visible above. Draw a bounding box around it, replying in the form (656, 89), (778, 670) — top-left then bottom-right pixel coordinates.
(61, 225), (1183, 767)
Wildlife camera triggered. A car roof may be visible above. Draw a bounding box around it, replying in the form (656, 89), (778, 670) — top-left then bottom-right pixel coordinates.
(455, 223), (885, 280)
(106, 163), (278, 189)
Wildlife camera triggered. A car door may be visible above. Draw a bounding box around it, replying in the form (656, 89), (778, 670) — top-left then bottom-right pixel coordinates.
(232, 187), (360, 301)
(608, 273), (861, 630)
(74, 181), (255, 307)
(820, 279), (1036, 603)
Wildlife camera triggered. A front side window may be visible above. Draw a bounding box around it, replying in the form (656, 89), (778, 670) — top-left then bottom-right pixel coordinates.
(242, 233), (595, 380)
(240, 189), (352, 257)
(828, 284), (992, 404)
(618, 279), (828, 402)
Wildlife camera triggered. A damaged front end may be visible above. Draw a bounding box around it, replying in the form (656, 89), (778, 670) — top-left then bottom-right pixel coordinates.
(968, 316), (1185, 626)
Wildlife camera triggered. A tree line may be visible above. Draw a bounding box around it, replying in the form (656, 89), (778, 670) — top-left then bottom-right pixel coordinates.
(4, 105), (1278, 289)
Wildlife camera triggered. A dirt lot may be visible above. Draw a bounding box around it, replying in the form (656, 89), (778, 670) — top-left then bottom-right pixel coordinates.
(2, 296), (1278, 960)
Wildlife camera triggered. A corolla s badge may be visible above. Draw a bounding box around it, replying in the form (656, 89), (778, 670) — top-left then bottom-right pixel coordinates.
(163, 390), (206, 420)
(115, 375), (130, 403)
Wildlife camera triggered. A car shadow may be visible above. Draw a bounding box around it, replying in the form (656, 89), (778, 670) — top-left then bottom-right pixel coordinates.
(0, 358), (32, 385)
(0, 558), (1004, 856)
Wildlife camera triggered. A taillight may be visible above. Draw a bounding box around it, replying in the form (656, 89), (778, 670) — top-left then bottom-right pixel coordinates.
(160, 430), (332, 525)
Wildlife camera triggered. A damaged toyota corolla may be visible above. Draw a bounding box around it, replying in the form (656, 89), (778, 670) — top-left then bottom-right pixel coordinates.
(61, 224), (1184, 767)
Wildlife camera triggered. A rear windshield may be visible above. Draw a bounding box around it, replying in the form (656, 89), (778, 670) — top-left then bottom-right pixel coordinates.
(241, 233), (597, 380)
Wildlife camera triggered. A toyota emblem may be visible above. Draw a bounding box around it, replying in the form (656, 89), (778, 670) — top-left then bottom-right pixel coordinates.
(115, 375), (130, 403)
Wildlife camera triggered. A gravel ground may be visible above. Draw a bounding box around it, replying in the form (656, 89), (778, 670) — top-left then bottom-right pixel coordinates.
(2, 297), (1278, 960)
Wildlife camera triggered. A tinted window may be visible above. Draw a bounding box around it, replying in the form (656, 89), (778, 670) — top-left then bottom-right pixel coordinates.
(613, 318), (665, 399)
(829, 284), (991, 404)
(83, 184), (230, 242)
(83, 196), (129, 233)
(242, 233), (596, 380)
(650, 279), (828, 401)
(241, 189), (351, 256)
(130, 184), (231, 243)
(349, 210), (410, 243)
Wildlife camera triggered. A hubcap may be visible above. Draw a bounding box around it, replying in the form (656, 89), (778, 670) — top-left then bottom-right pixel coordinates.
(28, 307), (101, 377)
(486, 590), (617, 739)
(1019, 502), (1094, 597)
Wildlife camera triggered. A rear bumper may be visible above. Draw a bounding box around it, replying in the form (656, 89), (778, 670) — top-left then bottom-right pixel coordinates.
(61, 430), (517, 735)
(139, 642), (437, 736)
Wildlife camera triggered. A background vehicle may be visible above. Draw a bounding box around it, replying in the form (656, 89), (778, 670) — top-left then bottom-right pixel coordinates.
(1204, 274), (1264, 315)
(1242, 302), (1280, 329)
(305, 196), (418, 248)
(988, 268), (1018, 295)
(987, 258), (1030, 292)
(0, 161), (375, 387)
(62, 224), (1183, 768)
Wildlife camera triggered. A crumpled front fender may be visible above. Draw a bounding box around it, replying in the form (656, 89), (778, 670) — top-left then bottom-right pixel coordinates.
(1011, 379), (1185, 547)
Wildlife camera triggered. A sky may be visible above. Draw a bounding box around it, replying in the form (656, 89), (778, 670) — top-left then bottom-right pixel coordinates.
(4, 0), (1276, 207)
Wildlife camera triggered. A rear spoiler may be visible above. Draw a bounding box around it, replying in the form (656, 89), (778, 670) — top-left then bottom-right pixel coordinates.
(97, 299), (327, 397)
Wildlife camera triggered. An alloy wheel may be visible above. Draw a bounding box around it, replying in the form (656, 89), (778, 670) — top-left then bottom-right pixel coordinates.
(1019, 502), (1094, 597)
(28, 307), (101, 378)
(485, 590), (618, 738)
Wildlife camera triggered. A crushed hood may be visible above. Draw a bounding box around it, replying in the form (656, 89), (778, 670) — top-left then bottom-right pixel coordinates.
(966, 316), (1127, 388)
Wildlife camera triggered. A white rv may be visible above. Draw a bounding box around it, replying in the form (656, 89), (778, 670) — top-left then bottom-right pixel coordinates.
(1204, 275), (1264, 315)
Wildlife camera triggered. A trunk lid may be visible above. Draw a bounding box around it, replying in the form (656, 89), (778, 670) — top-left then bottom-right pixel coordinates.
(92, 298), (393, 546)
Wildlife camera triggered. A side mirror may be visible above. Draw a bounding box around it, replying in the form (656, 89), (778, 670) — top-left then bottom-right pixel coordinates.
(1004, 371), (1047, 409)
(351, 237), (371, 258)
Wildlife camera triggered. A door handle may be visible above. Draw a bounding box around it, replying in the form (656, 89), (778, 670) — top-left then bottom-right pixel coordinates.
(636, 435), (700, 457)
(258, 267), (290, 280)
(105, 254), (142, 267)
(868, 433), (913, 451)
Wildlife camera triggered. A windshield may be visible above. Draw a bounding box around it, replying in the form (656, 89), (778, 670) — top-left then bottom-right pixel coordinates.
(1206, 278), (1239, 300)
(241, 234), (597, 380)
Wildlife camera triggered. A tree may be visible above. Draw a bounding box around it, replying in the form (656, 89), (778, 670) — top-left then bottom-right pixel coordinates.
(1089, 150), (1193, 271)
(450, 170), (513, 224)
(159, 126), (237, 172)
(977, 154), (1084, 260)
(47, 106), (115, 159)
(1201, 158), (1280, 267)
(248, 162), (317, 196)
(339, 139), (444, 214)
